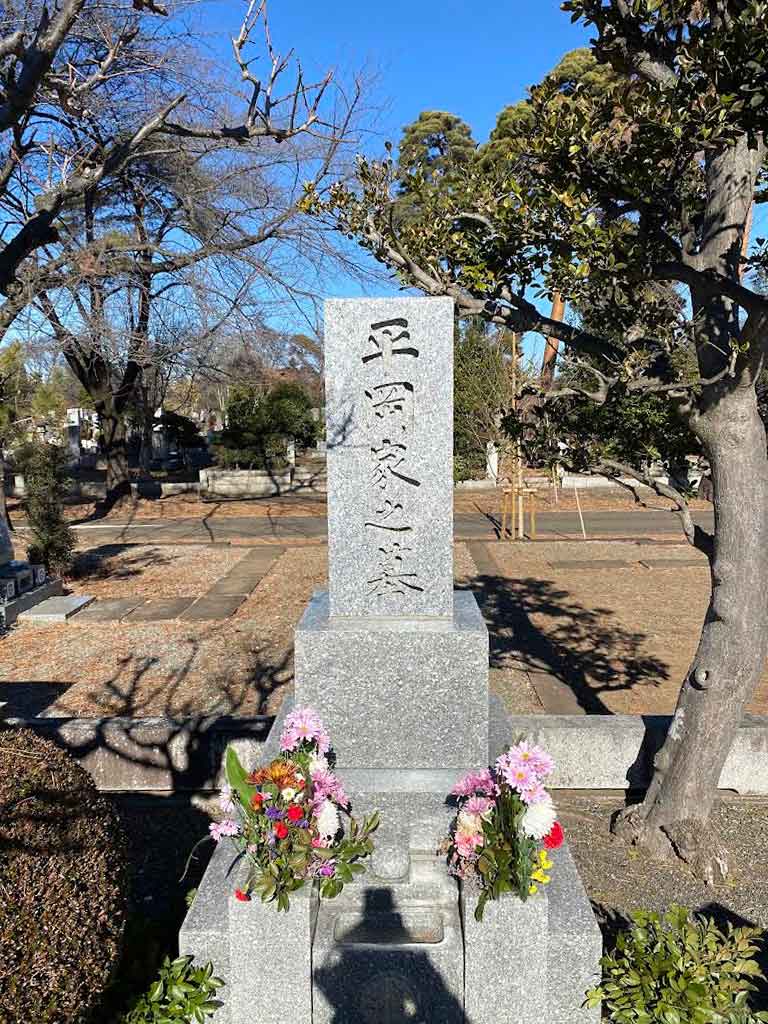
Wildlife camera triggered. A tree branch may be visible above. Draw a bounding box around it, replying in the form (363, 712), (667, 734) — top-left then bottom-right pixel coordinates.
(596, 457), (714, 559)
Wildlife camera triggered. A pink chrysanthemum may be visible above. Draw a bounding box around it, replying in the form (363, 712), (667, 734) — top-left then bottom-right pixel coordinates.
(280, 706), (331, 754)
(455, 830), (484, 859)
(464, 795), (494, 816)
(504, 740), (554, 779)
(311, 767), (350, 811)
(450, 768), (496, 798)
(520, 781), (547, 805)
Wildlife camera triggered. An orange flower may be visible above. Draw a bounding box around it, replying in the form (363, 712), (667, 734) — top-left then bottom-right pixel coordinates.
(248, 758), (300, 790)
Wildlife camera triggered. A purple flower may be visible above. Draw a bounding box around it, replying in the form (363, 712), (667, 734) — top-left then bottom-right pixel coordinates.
(320, 863), (336, 877)
(265, 807), (284, 821)
(298, 819), (309, 829)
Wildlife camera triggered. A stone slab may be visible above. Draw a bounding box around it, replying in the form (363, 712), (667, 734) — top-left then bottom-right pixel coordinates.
(639, 557), (708, 569)
(547, 843), (602, 1024)
(0, 578), (63, 627)
(180, 595), (245, 621)
(124, 597), (195, 622)
(205, 577), (260, 597)
(325, 297), (455, 619)
(72, 597), (146, 622)
(547, 559), (634, 570)
(462, 887), (548, 1024)
(294, 589), (489, 770)
(18, 593), (94, 623)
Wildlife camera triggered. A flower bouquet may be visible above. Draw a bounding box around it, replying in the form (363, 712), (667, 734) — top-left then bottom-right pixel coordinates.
(212, 707), (379, 912)
(443, 740), (564, 921)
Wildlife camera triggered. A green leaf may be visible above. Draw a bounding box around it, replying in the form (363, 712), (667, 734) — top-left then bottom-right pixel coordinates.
(225, 746), (255, 809)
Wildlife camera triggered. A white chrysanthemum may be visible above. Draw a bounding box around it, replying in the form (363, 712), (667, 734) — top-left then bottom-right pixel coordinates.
(521, 795), (557, 840)
(309, 752), (329, 774)
(281, 787), (297, 801)
(316, 799), (340, 839)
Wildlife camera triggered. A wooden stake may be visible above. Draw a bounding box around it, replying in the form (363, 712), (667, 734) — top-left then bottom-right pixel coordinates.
(574, 482), (587, 539)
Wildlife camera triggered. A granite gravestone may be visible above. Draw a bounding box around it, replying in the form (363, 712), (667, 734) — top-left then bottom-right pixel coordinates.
(294, 298), (488, 772)
(180, 297), (601, 1024)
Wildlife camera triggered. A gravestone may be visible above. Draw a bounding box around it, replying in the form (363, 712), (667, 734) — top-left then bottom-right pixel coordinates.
(0, 515), (66, 629)
(181, 297), (601, 1023)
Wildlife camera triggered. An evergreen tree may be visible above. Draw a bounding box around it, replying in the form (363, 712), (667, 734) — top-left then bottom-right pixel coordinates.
(398, 111), (477, 187)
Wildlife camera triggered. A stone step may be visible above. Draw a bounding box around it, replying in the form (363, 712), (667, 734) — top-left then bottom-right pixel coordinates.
(18, 594), (94, 624)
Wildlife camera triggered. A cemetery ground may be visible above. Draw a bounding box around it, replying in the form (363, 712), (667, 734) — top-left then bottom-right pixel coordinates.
(5, 497), (768, 1014)
(1, 523), (766, 719)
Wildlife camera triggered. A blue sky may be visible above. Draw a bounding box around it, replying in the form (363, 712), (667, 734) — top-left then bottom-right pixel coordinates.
(187, 2), (593, 357)
(193, 1), (591, 146)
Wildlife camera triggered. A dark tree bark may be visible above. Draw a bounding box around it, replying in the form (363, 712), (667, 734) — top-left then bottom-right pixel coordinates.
(615, 381), (768, 880)
(95, 399), (133, 508)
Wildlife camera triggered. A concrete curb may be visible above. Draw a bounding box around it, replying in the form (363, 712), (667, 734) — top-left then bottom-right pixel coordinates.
(1, 712), (766, 795)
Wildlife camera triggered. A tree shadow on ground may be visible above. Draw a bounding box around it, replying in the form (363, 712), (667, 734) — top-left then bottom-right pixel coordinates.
(470, 573), (671, 713)
(69, 543), (174, 583)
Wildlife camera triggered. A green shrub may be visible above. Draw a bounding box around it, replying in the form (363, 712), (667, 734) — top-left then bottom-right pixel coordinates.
(0, 727), (129, 1023)
(14, 439), (75, 574)
(120, 955), (223, 1023)
(214, 382), (317, 470)
(586, 905), (768, 1023)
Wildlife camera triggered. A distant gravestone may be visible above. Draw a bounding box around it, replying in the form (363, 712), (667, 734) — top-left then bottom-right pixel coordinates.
(0, 516), (12, 567)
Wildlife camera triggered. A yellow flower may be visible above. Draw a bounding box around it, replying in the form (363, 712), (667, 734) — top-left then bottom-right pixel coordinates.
(538, 851), (553, 870)
(529, 883), (538, 896)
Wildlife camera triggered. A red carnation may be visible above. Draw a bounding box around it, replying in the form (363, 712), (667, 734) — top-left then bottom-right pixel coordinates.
(543, 821), (564, 850)
(287, 805), (304, 822)
(274, 821), (289, 840)
(250, 792), (264, 810)
(234, 889), (251, 902)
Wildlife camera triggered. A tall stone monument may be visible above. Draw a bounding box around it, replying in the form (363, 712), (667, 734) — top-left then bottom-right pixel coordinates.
(181, 298), (601, 1023)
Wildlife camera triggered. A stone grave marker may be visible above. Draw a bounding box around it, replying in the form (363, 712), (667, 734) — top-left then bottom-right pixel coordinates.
(180, 297), (601, 1024)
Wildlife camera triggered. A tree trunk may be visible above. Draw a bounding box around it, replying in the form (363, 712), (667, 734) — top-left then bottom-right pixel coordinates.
(615, 383), (768, 880)
(97, 403), (133, 510)
(541, 292), (565, 388)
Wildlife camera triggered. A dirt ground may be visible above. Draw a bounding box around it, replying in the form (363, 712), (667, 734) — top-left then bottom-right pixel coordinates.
(6, 484), (711, 525)
(3, 536), (767, 720)
(0, 544), (478, 719)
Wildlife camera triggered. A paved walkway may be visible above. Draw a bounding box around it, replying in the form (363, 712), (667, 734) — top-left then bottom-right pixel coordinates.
(73, 546), (285, 623)
(53, 507), (714, 546)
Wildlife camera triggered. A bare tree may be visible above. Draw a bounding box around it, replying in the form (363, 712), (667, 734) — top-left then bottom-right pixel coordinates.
(1, 0), (366, 507)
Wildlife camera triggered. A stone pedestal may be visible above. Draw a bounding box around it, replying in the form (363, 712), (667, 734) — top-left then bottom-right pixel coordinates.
(461, 842), (602, 1024)
(294, 589), (489, 772)
(313, 853), (464, 1024)
(463, 888), (548, 1024)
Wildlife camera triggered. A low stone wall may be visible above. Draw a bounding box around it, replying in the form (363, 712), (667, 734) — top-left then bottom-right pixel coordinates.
(2, 712), (766, 795)
(200, 466), (327, 499)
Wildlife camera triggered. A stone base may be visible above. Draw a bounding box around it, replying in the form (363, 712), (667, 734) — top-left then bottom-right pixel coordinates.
(462, 843), (601, 1024)
(313, 853), (464, 1024)
(0, 578), (63, 628)
(294, 589), (489, 770)
(181, 698), (602, 1023)
(463, 888), (548, 1024)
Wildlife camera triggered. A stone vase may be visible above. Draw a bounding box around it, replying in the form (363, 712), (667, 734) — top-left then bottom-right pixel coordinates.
(226, 880), (318, 1024)
(461, 885), (549, 1024)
